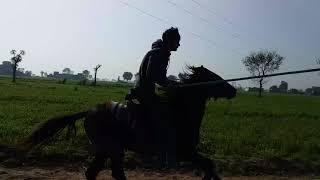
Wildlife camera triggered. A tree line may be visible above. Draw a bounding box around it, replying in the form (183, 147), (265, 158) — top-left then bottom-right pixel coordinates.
(5, 49), (319, 96)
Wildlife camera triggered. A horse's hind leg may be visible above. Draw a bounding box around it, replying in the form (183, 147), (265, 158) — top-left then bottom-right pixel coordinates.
(85, 152), (106, 180)
(192, 153), (221, 180)
(84, 105), (110, 180)
(110, 144), (126, 180)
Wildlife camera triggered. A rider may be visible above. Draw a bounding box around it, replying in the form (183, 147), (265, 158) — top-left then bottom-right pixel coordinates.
(134, 27), (181, 167)
(135, 27), (180, 101)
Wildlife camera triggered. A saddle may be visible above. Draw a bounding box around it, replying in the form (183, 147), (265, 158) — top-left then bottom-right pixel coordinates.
(125, 90), (147, 127)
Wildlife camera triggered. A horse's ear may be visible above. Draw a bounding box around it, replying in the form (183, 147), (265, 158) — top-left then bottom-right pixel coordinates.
(201, 65), (203, 68)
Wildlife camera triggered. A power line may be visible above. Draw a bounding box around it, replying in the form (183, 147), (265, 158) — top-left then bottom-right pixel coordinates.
(190, 0), (234, 26)
(190, 0), (267, 46)
(188, 31), (244, 56)
(117, 0), (172, 25)
(116, 0), (244, 56)
(166, 0), (240, 39)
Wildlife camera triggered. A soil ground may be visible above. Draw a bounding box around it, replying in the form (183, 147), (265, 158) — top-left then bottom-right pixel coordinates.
(0, 165), (317, 180)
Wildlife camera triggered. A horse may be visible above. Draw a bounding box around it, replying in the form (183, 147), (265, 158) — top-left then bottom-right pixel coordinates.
(14, 65), (236, 180)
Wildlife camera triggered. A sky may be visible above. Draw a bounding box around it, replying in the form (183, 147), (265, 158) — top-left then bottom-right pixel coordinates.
(0, 0), (319, 90)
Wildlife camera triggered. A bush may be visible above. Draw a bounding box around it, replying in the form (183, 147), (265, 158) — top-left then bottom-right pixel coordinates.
(78, 79), (87, 86)
(58, 78), (67, 84)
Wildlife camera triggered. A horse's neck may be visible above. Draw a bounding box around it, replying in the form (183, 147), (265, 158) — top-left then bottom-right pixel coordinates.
(175, 97), (207, 154)
(189, 98), (207, 124)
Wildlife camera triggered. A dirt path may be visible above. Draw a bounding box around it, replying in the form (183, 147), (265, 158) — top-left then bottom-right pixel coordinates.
(0, 165), (316, 180)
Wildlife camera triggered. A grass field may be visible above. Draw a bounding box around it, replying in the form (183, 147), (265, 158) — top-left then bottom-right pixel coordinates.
(1, 76), (320, 174)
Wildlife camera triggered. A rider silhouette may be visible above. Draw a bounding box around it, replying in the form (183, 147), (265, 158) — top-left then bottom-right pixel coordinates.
(134, 27), (180, 167)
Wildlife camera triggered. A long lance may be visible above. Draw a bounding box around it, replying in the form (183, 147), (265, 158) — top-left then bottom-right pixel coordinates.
(178, 67), (320, 88)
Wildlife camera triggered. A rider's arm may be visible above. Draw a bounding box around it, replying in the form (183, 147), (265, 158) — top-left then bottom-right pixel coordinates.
(146, 53), (170, 87)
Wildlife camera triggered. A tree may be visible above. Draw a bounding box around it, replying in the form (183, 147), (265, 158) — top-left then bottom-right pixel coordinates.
(316, 57), (320, 64)
(122, 72), (133, 81)
(62, 68), (71, 74)
(40, 71), (44, 77)
(82, 70), (90, 79)
(269, 85), (279, 93)
(25, 70), (32, 77)
(168, 75), (178, 81)
(242, 50), (284, 97)
(134, 72), (139, 82)
(17, 68), (25, 73)
(93, 64), (102, 86)
(10, 49), (25, 82)
(279, 81), (288, 92)
(316, 57), (320, 76)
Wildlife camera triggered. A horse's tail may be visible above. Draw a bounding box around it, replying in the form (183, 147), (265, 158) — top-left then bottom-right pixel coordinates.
(16, 111), (88, 154)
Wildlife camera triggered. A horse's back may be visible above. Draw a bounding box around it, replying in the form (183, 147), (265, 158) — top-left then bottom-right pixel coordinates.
(84, 101), (153, 149)
(84, 101), (129, 147)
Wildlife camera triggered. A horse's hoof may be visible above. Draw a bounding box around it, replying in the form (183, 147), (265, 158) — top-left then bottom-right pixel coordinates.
(0, 152), (10, 162)
(193, 169), (202, 177)
(85, 168), (99, 180)
(202, 174), (222, 180)
(112, 174), (127, 180)
(1, 158), (22, 168)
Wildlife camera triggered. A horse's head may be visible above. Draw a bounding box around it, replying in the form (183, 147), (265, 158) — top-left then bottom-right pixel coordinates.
(181, 65), (237, 100)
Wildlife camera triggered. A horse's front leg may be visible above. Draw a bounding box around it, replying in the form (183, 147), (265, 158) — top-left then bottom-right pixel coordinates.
(110, 142), (126, 180)
(192, 152), (221, 180)
(85, 152), (106, 180)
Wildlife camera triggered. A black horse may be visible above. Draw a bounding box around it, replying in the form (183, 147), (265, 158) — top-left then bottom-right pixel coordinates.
(15, 66), (236, 180)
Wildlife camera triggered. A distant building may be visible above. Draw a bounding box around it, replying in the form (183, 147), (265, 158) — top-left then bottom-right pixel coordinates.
(288, 88), (304, 95)
(0, 61), (12, 75)
(2, 61), (11, 66)
(305, 86), (320, 96)
(305, 88), (312, 95)
(311, 86), (320, 95)
(0, 61), (32, 77)
(47, 71), (86, 80)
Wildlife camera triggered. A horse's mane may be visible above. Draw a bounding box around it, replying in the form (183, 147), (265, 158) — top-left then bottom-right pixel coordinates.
(179, 65), (222, 84)
(179, 65), (197, 83)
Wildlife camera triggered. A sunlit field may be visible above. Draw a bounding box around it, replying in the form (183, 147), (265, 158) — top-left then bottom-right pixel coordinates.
(1, 76), (319, 174)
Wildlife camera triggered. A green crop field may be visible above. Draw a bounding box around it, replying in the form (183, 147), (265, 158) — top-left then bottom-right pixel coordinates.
(1, 76), (320, 174)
